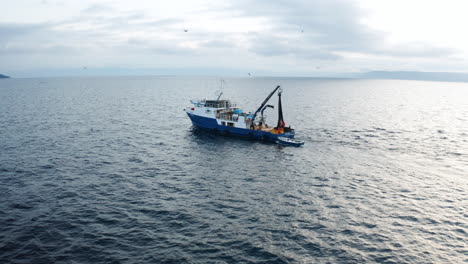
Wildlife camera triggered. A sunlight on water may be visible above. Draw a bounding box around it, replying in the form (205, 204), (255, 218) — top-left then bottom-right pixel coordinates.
(0, 77), (467, 263)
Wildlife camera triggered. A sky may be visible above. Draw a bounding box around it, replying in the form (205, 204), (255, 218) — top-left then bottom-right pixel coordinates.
(1, 0), (468, 77)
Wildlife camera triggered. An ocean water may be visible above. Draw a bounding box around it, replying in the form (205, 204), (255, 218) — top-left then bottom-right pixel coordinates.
(0, 76), (467, 264)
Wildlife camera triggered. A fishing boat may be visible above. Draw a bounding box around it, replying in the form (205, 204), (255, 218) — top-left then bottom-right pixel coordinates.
(184, 85), (301, 143)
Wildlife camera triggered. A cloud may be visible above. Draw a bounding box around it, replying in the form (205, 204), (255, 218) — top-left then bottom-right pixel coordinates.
(0, 23), (49, 41)
(377, 42), (458, 58)
(200, 39), (236, 49)
(0, 5), (191, 58)
(3, 0), (381, 64)
(229, 0), (380, 56)
(0, 0), (465, 76)
(227, 0), (459, 60)
(248, 33), (341, 60)
(0, 43), (77, 55)
(82, 4), (115, 14)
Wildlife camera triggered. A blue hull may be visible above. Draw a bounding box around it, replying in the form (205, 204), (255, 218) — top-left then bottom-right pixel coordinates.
(187, 113), (294, 141)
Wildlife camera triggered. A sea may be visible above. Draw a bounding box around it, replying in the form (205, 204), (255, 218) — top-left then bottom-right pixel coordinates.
(0, 76), (467, 263)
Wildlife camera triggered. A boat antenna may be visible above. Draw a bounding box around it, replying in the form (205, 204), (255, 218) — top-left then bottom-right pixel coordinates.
(216, 79), (225, 102)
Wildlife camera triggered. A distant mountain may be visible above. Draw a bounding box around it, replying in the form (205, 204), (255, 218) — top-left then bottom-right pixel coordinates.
(0, 74), (10, 79)
(358, 71), (468, 83)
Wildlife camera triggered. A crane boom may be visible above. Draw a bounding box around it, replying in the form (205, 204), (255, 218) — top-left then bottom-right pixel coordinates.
(250, 85), (281, 128)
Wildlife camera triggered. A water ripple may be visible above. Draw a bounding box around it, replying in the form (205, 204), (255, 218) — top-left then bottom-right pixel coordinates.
(1, 77), (467, 263)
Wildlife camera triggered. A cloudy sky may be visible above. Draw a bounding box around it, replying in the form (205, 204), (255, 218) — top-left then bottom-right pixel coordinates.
(1, 0), (468, 77)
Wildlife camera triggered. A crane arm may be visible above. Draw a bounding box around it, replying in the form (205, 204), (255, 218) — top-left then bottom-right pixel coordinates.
(250, 85), (280, 128)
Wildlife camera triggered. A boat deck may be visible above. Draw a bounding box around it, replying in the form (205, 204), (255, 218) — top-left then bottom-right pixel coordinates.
(253, 125), (280, 134)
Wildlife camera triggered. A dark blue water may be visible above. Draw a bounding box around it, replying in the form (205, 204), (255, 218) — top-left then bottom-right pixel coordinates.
(1, 76), (467, 263)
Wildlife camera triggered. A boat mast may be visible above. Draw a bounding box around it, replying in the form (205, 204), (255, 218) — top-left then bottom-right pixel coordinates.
(216, 79), (225, 102)
(216, 92), (223, 102)
(276, 89), (285, 129)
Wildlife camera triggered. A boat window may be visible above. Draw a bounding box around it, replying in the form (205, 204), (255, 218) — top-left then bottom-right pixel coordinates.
(204, 100), (231, 108)
(221, 121), (226, 126)
(228, 122), (235, 127)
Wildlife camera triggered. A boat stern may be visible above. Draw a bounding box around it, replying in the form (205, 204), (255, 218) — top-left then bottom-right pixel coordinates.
(280, 131), (295, 139)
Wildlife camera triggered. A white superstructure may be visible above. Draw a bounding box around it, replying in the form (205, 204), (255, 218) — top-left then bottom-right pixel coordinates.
(184, 99), (253, 129)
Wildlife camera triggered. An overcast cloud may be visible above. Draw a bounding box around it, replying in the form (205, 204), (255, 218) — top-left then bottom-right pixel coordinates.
(0, 0), (466, 77)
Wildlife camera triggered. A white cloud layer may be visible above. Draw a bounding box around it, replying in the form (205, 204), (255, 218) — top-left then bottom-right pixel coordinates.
(1, 0), (467, 76)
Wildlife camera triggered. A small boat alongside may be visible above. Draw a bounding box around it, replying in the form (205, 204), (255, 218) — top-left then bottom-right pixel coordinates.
(276, 136), (304, 147)
(184, 85), (303, 144)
